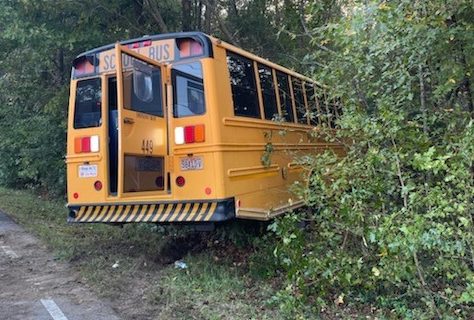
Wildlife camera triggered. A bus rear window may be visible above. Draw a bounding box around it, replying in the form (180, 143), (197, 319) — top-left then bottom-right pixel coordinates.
(172, 62), (205, 117)
(74, 78), (101, 129)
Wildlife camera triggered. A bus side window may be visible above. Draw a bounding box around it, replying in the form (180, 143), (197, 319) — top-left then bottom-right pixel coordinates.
(74, 78), (102, 129)
(306, 83), (320, 126)
(315, 85), (329, 127)
(292, 77), (308, 125)
(226, 52), (260, 118)
(257, 63), (278, 120)
(327, 97), (337, 128)
(334, 98), (343, 127)
(276, 71), (294, 122)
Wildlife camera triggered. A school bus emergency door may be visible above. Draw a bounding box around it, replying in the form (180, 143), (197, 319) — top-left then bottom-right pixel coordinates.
(115, 44), (169, 198)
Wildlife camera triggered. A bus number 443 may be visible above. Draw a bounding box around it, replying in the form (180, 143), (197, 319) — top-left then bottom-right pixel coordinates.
(142, 139), (153, 154)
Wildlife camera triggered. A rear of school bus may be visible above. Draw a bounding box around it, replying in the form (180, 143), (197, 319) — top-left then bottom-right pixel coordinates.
(66, 32), (235, 224)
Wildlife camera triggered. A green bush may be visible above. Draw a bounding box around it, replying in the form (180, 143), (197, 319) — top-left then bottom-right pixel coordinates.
(272, 1), (474, 318)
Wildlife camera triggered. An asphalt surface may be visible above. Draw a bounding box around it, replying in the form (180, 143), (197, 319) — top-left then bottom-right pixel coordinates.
(0, 209), (120, 320)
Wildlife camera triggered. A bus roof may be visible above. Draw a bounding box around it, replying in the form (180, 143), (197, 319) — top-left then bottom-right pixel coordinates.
(73, 31), (321, 87)
(74, 31), (213, 61)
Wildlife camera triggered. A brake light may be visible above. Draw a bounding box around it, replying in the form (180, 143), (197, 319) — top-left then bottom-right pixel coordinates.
(175, 125), (205, 145)
(94, 180), (103, 191)
(177, 38), (203, 58)
(74, 136), (99, 153)
(184, 126), (195, 143)
(176, 176), (186, 187)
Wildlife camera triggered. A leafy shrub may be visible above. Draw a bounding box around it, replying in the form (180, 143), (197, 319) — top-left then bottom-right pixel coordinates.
(272, 1), (474, 318)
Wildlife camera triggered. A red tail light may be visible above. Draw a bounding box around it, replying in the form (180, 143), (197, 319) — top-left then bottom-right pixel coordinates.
(74, 136), (99, 153)
(184, 126), (195, 143)
(81, 138), (91, 153)
(176, 176), (186, 187)
(94, 181), (103, 191)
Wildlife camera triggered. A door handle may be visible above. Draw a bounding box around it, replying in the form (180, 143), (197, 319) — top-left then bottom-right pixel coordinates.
(123, 117), (135, 124)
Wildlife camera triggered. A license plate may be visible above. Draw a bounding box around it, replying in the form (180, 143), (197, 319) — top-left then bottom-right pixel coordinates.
(78, 165), (98, 178)
(180, 156), (203, 171)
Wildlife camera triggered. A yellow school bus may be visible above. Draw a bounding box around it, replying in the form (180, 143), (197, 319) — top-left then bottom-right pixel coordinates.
(66, 32), (343, 224)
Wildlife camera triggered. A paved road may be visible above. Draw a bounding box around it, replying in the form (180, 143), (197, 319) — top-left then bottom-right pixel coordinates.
(0, 210), (120, 320)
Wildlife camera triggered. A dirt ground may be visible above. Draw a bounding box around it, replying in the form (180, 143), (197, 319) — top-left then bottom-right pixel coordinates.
(0, 210), (120, 320)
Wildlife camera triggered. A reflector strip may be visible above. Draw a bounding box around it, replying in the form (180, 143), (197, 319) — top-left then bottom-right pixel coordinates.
(70, 201), (230, 223)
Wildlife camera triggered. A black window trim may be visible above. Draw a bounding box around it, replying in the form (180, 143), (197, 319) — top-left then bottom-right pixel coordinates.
(171, 65), (206, 118)
(73, 76), (103, 130)
(226, 51), (261, 119)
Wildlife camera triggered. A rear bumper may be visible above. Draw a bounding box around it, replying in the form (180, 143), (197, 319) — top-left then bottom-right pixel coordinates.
(67, 198), (235, 223)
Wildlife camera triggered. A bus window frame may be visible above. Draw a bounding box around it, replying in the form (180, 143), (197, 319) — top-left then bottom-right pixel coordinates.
(121, 60), (164, 118)
(253, 61), (265, 121)
(171, 61), (207, 118)
(73, 76), (103, 130)
(272, 69), (283, 120)
(301, 79), (311, 126)
(287, 76), (298, 123)
(226, 50), (261, 119)
(256, 63), (280, 122)
(275, 71), (295, 123)
(291, 77), (309, 125)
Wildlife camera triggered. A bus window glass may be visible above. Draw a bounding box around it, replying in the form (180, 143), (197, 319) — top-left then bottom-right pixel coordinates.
(276, 71), (294, 122)
(123, 58), (163, 117)
(257, 64), (278, 120)
(327, 97), (337, 128)
(313, 85), (326, 126)
(292, 78), (307, 124)
(334, 98), (343, 126)
(306, 83), (320, 126)
(74, 78), (102, 129)
(226, 52), (260, 118)
(172, 62), (205, 117)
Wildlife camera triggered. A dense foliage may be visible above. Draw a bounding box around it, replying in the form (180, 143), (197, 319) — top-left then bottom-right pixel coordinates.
(272, 0), (474, 318)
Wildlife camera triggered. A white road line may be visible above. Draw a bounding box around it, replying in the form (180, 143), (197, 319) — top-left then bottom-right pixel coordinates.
(1, 245), (19, 258)
(40, 299), (69, 320)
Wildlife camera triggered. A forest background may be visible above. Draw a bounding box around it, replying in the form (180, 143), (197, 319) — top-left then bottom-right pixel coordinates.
(0, 0), (473, 318)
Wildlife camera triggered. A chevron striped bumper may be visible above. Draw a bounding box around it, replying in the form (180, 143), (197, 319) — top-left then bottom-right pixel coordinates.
(67, 198), (235, 223)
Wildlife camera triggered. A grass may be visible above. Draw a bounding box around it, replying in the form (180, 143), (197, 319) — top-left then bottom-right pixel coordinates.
(0, 187), (281, 319)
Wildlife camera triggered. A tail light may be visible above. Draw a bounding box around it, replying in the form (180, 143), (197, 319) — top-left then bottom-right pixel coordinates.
(75, 135), (99, 153)
(94, 180), (103, 191)
(175, 125), (205, 145)
(176, 176), (186, 187)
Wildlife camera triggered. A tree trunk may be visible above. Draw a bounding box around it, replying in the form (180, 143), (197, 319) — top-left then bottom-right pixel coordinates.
(182, 0), (192, 31)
